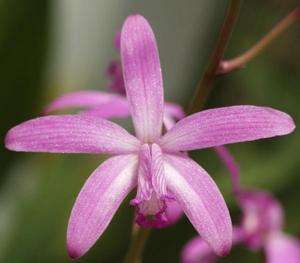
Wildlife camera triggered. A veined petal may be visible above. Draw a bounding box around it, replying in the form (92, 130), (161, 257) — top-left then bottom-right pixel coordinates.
(67, 154), (138, 259)
(164, 154), (232, 256)
(159, 106), (295, 152)
(151, 143), (166, 197)
(43, 90), (126, 114)
(265, 233), (300, 263)
(134, 144), (152, 201)
(5, 115), (140, 154)
(121, 15), (164, 143)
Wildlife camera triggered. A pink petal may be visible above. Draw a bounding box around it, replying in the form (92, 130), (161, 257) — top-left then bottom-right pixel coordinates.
(67, 154), (138, 259)
(265, 233), (300, 263)
(43, 90), (127, 114)
(181, 227), (244, 263)
(164, 154), (232, 256)
(159, 106), (295, 152)
(134, 144), (153, 202)
(151, 143), (166, 197)
(213, 146), (241, 194)
(121, 15), (164, 142)
(5, 115), (140, 154)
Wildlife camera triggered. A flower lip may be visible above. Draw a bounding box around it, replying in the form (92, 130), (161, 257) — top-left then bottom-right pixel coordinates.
(130, 143), (171, 228)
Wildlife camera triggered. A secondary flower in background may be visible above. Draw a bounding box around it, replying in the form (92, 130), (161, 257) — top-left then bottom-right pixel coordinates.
(5, 14), (296, 259)
(182, 147), (300, 263)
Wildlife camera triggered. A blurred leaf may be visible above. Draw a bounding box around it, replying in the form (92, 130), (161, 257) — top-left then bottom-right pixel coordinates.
(0, 0), (49, 179)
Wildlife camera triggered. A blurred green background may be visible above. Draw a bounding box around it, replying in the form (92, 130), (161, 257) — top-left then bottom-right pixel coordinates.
(1, 0), (299, 262)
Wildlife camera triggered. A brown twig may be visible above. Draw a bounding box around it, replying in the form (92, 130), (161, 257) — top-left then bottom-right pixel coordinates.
(187, 0), (241, 115)
(218, 7), (300, 74)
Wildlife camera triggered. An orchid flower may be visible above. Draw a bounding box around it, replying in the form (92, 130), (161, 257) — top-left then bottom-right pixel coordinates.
(182, 146), (300, 263)
(5, 15), (296, 259)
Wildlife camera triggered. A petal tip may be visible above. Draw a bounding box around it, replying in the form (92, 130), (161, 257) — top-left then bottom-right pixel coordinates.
(288, 118), (296, 133)
(121, 14), (154, 47)
(217, 243), (232, 257)
(124, 14), (148, 24)
(4, 128), (18, 151)
(266, 107), (296, 135)
(67, 245), (82, 260)
(4, 131), (11, 149)
(66, 232), (86, 260)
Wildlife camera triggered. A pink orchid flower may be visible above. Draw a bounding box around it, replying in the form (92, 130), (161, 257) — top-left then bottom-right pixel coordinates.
(5, 15), (296, 259)
(182, 147), (300, 263)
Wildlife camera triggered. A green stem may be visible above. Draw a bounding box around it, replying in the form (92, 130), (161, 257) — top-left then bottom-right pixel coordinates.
(187, 0), (241, 115)
(123, 225), (151, 263)
(218, 7), (300, 74)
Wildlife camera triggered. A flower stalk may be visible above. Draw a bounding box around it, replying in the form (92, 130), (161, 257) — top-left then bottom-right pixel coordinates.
(123, 225), (151, 263)
(187, 0), (241, 114)
(218, 7), (300, 74)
